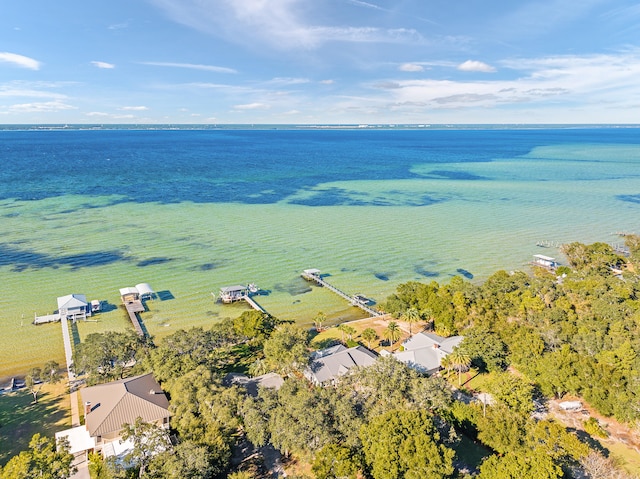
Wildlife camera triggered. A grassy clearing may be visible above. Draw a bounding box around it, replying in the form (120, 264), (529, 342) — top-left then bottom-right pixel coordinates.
(442, 368), (489, 393)
(603, 440), (640, 476)
(310, 315), (408, 352)
(0, 382), (70, 466)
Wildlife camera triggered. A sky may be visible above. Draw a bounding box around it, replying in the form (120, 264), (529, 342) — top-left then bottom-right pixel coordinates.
(1, 0), (640, 124)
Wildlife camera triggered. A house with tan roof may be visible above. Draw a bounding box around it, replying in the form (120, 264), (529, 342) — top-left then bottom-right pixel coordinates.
(56, 373), (170, 460)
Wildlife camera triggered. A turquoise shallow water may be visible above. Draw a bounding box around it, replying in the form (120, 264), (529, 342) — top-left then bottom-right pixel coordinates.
(1, 127), (639, 377)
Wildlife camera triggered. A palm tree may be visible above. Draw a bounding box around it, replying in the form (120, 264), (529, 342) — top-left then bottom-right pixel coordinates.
(313, 311), (327, 332)
(361, 328), (378, 349)
(337, 324), (355, 343)
(401, 307), (421, 335)
(440, 354), (453, 378)
(336, 324), (346, 342)
(343, 325), (356, 341)
(448, 348), (471, 386)
(384, 321), (402, 351)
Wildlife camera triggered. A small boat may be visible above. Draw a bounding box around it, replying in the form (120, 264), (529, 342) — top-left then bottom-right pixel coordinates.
(352, 294), (371, 305)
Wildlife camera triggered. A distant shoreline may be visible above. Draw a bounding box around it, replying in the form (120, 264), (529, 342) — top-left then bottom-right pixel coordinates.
(0, 123), (639, 132)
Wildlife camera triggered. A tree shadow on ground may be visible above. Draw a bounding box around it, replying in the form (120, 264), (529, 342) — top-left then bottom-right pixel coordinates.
(0, 388), (69, 465)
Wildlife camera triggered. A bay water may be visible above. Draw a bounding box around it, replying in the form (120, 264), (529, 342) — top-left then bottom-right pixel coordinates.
(1, 125), (639, 377)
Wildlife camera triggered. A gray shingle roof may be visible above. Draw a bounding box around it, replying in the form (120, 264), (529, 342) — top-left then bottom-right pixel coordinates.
(81, 373), (170, 437)
(393, 332), (464, 373)
(306, 345), (377, 384)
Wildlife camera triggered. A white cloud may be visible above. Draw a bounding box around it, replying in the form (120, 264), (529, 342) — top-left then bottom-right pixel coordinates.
(0, 88), (66, 99)
(141, 61), (237, 73)
(348, 0), (386, 11)
(85, 111), (136, 120)
(320, 79), (335, 85)
(108, 22), (129, 30)
(399, 63), (424, 72)
(0, 52), (41, 70)
(281, 49), (638, 124)
(119, 106), (149, 111)
(233, 102), (270, 110)
(266, 77), (310, 85)
(91, 61), (115, 69)
(457, 60), (496, 73)
(149, 0), (423, 50)
(9, 101), (76, 112)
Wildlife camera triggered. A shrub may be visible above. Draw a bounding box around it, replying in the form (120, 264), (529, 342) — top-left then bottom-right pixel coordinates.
(583, 417), (608, 438)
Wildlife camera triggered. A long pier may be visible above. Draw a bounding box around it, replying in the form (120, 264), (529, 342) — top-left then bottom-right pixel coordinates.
(301, 269), (383, 317)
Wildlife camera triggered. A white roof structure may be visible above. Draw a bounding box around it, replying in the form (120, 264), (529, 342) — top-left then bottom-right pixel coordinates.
(55, 426), (96, 455)
(392, 348), (443, 374)
(135, 283), (154, 298)
(57, 294), (88, 311)
(402, 332), (463, 355)
(119, 287), (139, 296)
(559, 401), (582, 411)
(390, 332), (464, 374)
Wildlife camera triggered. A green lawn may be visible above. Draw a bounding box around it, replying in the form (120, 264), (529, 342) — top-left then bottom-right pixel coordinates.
(443, 369), (494, 394)
(0, 383), (70, 466)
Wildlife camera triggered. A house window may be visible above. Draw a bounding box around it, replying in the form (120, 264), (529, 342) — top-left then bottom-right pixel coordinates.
(96, 436), (102, 444)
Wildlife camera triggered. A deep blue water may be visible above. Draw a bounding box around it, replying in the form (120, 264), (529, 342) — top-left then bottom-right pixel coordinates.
(2, 127), (639, 206)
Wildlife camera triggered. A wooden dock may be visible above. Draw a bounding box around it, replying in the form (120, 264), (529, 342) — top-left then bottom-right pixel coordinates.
(124, 300), (145, 337)
(301, 269), (383, 317)
(243, 295), (266, 313)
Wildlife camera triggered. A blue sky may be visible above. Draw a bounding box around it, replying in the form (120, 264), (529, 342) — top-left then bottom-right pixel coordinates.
(1, 0), (640, 124)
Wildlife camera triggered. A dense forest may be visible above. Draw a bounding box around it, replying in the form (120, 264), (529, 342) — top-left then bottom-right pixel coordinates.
(2, 237), (640, 479)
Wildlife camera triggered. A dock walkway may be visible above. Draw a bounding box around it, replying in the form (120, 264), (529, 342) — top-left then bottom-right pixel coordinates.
(301, 269), (383, 317)
(60, 316), (82, 426)
(124, 300), (145, 337)
(60, 316), (75, 382)
(243, 295), (266, 313)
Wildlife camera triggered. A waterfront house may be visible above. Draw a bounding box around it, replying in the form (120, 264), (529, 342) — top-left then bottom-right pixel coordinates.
(305, 344), (378, 386)
(57, 294), (91, 321)
(56, 373), (170, 461)
(34, 293), (93, 324)
(384, 332), (463, 375)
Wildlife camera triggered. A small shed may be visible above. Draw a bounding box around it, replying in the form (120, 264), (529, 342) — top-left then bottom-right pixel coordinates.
(135, 283), (154, 300)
